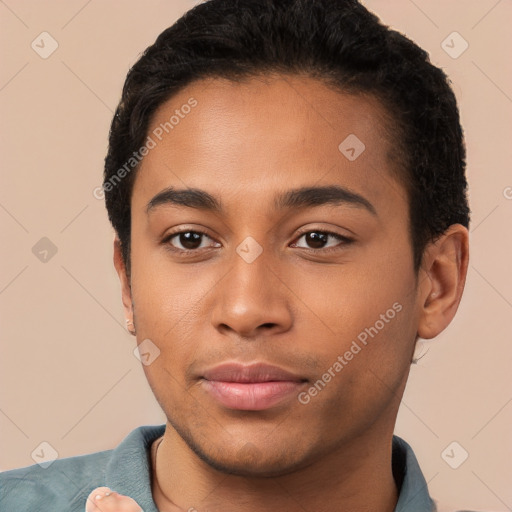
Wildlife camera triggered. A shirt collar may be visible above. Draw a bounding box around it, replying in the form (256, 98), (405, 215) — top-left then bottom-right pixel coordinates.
(105, 423), (164, 512)
(393, 436), (436, 511)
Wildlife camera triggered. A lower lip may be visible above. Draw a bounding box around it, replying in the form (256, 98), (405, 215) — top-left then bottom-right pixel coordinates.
(202, 380), (304, 410)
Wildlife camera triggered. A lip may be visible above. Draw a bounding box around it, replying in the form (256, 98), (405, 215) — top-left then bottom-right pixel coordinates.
(201, 362), (307, 411)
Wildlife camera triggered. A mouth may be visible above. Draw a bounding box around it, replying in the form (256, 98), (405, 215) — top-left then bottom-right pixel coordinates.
(200, 362), (308, 411)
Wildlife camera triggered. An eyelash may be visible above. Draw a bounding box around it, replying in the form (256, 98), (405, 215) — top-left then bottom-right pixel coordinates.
(161, 228), (354, 256)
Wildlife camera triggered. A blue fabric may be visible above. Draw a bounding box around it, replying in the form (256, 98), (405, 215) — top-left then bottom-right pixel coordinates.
(392, 436), (436, 512)
(0, 424), (164, 512)
(0, 425), (466, 511)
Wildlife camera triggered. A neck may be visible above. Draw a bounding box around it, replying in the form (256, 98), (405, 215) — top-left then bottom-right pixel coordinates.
(151, 425), (399, 512)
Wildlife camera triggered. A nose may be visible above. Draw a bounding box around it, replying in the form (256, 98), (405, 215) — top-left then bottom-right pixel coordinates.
(210, 245), (294, 339)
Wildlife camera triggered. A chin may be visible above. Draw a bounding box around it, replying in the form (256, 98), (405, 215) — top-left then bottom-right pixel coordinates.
(195, 447), (309, 478)
(170, 416), (311, 478)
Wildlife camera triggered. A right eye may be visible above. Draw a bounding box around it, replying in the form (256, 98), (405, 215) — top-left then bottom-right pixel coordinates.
(162, 230), (221, 254)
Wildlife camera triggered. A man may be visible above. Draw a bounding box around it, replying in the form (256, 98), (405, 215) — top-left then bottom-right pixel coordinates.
(0, 0), (475, 510)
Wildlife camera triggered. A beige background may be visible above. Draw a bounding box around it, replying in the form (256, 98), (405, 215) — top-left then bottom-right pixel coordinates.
(0, 0), (511, 510)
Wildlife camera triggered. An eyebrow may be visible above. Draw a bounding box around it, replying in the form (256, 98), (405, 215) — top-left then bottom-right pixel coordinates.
(146, 185), (377, 216)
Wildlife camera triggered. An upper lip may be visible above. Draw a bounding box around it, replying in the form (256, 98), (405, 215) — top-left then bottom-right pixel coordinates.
(202, 362), (306, 383)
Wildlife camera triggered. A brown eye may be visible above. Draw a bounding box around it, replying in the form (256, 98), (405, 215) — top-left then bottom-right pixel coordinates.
(164, 230), (220, 252)
(293, 230), (352, 251)
(303, 232), (328, 249)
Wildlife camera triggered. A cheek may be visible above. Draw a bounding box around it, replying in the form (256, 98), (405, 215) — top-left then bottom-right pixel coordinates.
(128, 266), (193, 384)
(301, 250), (414, 342)
(282, 265), (413, 422)
(296, 298), (416, 432)
(296, 252), (418, 410)
(130, 238), (213, 333)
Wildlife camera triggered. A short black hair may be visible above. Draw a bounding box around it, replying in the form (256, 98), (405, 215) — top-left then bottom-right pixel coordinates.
(103, 0), (470, 274)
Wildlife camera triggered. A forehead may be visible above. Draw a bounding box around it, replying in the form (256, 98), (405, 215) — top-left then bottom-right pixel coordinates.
(133, 74), (405, 217)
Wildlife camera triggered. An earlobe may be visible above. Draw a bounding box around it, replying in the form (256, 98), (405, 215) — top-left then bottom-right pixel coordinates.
(417, 224), (469, 339)
(113, 236), (135, 335)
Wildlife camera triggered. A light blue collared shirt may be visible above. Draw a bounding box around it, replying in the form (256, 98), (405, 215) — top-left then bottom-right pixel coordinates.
(0, 424), (474, 511)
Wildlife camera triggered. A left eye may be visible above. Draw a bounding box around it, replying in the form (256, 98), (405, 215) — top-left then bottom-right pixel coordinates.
(292, 231), (352, 250)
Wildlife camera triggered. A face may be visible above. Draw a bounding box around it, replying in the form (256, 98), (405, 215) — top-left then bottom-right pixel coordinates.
(122, 74), (424, 476)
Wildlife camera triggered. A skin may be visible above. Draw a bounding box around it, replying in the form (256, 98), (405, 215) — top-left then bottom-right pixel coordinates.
(113, 74), (469, 512)
(85, 487), (142, 512)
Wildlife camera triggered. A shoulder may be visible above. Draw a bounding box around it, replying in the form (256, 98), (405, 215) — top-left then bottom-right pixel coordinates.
(0, 449), (112, 512)
(0, 424), (165, 512)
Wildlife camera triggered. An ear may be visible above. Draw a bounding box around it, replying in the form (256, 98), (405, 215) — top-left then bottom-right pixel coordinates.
(113, 236), (134, 328)
(417, 224), (469, 339)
